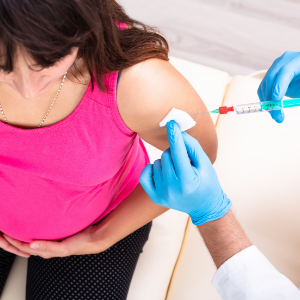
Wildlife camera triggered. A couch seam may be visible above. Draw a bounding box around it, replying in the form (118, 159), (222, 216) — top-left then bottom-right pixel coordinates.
(164, 216), (191, 300)
(215, 77), (232, 128)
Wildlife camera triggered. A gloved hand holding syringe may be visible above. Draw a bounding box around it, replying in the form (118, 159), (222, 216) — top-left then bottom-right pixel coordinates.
(190, 98), (300, 116)
(160, 51), (300, 132)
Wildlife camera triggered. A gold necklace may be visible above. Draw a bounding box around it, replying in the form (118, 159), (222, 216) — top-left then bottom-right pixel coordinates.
(0, 71), (68, 128)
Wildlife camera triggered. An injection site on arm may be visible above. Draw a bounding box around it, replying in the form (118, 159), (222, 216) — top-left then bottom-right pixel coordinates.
(159, 108), (196, 132)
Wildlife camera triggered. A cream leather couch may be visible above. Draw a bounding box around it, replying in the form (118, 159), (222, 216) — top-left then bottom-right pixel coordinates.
(2, 57), (300, 300)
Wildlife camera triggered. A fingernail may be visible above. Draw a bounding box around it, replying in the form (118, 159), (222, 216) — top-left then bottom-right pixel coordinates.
(30, 243), (39, 249)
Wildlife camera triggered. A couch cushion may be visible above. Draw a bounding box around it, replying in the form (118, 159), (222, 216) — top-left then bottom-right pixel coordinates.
(128, 210), (189, 300)
(1, 256), (27, 300)
(167, 75), (300, 300)
(166, 217), (221, 300)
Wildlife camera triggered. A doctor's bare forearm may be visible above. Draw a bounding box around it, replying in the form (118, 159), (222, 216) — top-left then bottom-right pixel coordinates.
(89, 183), (168, 251)
(197, 209), (252, 269)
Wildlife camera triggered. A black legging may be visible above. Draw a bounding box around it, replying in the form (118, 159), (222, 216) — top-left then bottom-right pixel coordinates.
(0, 219), (152, 300)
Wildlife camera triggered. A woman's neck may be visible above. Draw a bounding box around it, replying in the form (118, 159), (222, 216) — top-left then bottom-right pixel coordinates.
(0, 59), (91, 128)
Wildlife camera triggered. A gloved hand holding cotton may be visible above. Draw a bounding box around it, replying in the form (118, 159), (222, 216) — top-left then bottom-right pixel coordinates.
(140, 119), (232, 226)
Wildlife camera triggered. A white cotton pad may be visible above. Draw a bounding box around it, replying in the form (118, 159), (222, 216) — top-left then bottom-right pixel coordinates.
(159, 108), (197, 132)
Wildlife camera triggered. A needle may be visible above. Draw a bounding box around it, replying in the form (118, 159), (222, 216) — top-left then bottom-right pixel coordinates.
(190, 112), (210, 115)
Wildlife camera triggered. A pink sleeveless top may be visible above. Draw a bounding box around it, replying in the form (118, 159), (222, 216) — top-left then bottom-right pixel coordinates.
(0, 71), (150, 243)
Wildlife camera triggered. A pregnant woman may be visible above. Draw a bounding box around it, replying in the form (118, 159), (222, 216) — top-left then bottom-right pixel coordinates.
(0, 0), (217, 299)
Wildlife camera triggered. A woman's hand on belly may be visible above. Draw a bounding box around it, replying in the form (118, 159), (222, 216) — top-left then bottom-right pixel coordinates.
(2, 225), (108, 259)
(0, 232), (31, 258)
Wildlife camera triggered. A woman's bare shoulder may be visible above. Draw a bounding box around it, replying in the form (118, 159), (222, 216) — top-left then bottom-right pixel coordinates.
(117, 58), (217, 161)
(117, 58), (195, 133)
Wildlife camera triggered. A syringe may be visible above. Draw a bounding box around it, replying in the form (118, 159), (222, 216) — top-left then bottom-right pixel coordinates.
(190, 98), (300, 115)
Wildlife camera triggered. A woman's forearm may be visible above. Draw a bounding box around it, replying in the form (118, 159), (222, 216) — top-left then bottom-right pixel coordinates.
(90, 183), (169, 250)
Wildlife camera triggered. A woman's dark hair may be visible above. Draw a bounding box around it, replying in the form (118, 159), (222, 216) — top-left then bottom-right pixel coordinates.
(0, 0), (169, 92)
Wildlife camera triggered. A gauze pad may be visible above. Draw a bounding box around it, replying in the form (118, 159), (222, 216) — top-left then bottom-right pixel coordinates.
(159, 108), (197, 132)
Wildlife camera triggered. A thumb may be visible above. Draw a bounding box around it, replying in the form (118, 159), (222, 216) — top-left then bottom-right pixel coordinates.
(269, 109), (285, 123)
(139, 164), (157, 201)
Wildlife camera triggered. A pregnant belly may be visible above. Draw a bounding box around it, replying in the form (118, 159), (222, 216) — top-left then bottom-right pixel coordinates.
(0, 137), (149, 243)
(0, 180), (113, 243)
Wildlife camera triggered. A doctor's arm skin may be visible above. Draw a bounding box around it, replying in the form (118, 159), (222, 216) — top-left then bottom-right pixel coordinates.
(197, 209), (251, 268)
(198, 211), (300, 300)
(90, 58), (218, 250)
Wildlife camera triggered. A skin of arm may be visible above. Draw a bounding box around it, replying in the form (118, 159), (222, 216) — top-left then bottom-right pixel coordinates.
(198, 209), (252, 268)
(90, 58), (218, 251)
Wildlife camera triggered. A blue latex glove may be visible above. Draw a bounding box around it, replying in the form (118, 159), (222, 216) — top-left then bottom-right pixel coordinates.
(139, 120), (231, 226)
(258, 51), (300, 123)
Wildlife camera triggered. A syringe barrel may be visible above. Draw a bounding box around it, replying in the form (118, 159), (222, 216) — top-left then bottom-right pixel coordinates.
(235, 102), (262, 114)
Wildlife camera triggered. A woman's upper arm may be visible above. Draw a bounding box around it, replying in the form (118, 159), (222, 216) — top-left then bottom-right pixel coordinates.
(117, 58), (218, 163)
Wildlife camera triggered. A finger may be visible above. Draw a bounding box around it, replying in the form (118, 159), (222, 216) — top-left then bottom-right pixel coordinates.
(29, 240), (68, 255)
(259, 57), (282, 102)
(257, 84), (264, 103)
(3, 234), (50, 257)
(258, 70), (272, 102)
(260, 84), (285, 122)
(139, 164), (157, 200)
(269, 109), (285, 123)
(272, 55), (300, 101)
(260, 86), (285, 123)
(3, 234), (35, 254)
(166, 120), (195, 179)
(153, 159), (164, 190)
(261, 52), (296, 102)
(1, 234), (31, 258)
(181, 132), (210, 170)
(161, 148), (177, 185)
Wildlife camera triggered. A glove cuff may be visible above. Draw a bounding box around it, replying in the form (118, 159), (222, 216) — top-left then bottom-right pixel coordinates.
(190, 193), (232, 226)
